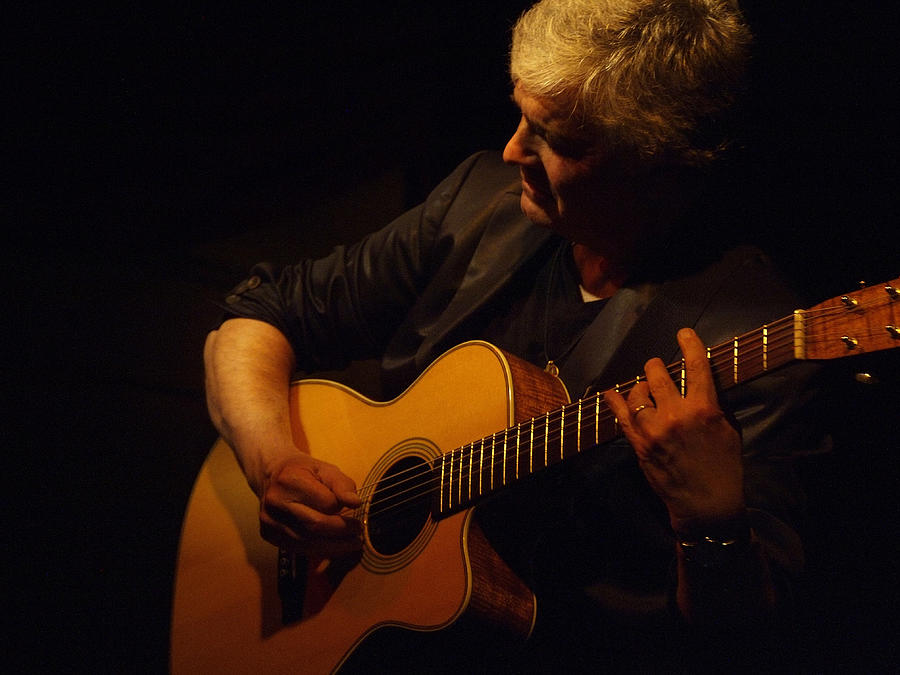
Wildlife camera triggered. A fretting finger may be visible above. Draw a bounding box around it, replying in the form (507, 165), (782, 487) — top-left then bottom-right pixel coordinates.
(677, 327), (717, 402)
(603, 387), (653, 459)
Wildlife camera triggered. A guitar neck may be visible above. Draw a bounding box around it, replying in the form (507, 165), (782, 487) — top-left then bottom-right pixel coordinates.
(434, 279), (899, 516)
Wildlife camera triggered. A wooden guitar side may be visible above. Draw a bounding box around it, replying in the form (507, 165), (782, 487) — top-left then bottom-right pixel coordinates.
(171, 341), (565, 673)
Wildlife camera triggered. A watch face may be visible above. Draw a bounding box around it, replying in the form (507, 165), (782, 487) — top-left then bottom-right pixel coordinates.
(679, 534), (750, 569)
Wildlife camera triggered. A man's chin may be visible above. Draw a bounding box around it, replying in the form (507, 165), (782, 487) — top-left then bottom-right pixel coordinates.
(519, 191), (555, 228)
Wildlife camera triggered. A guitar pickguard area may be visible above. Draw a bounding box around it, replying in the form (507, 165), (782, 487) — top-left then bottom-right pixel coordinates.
(361, 438), (441, 574)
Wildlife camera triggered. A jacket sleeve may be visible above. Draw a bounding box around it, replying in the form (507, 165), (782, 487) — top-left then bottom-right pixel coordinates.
(215, 152), (494, 374)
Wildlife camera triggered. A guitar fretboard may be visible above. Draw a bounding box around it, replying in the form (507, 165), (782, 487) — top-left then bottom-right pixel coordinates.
(434, 313), (800, 515)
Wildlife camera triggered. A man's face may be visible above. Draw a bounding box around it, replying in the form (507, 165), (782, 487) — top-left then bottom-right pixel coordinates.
(503, 83), (642, 253)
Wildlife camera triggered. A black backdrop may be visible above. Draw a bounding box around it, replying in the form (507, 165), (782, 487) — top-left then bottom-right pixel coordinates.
(10, 2), (897, 671)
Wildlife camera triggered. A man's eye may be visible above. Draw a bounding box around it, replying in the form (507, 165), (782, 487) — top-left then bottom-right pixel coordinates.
(523, 116), (587, 158)
(547, 135), (586, 158)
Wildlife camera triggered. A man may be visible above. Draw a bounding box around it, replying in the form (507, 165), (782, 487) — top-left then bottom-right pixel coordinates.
(204, 0), (819, 669)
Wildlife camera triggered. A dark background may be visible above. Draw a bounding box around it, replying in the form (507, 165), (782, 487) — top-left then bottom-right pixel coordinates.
(9, 2), (897, 672)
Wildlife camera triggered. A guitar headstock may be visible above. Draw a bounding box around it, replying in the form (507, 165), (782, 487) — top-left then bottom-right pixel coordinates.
(797, 277), (900, 360)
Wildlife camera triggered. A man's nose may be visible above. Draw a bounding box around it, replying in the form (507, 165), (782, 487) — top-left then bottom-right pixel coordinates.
(503, 116), (532, 165)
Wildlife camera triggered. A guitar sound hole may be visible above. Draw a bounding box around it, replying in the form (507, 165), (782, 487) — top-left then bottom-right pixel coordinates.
(367, 456), (433, 556)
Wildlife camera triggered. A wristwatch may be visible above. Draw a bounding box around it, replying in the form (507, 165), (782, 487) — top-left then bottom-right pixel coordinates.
(676, 518), (752, 569)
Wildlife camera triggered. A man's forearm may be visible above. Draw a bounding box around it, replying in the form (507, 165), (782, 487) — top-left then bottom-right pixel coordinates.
(203, 318), (300, 495)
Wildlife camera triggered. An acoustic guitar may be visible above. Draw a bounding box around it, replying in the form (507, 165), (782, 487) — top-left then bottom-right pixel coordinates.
(171, 278), (898, 673)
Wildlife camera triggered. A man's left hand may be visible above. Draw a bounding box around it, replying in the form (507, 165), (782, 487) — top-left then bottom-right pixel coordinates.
(603, 328), (745, 531)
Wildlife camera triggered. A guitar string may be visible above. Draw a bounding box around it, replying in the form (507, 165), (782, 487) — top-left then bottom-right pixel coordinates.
(354, 389), (622, 519)
(355, 335), (795, 520)
(359, 336), (793, 519)
(357, 329), (797, 511)
(342, 293), (899, 525)
(355, 319), (839, 519)
(362, 340), (795, 522)
(351, 314), (800, 502)
(350, 295), (896, 520)
(360, 326), (897, 522)
(358, 324), (884, 524)
(352, 292), (895, 504)
(355, 315), (811, 515)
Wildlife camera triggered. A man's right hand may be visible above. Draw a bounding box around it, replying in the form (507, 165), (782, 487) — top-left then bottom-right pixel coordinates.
(204, 318), (364, 558)
(258, 453), (363, 557)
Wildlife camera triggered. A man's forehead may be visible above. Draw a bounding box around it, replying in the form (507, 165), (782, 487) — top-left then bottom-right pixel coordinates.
(512, 83), (564, 126)
(512, 82), (596, 147)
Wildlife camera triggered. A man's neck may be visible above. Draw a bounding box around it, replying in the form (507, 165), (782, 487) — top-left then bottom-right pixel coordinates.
(571, 243), (627, 300)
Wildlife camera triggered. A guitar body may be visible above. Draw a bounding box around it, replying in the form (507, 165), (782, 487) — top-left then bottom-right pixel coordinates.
(171, 341), (567, 673)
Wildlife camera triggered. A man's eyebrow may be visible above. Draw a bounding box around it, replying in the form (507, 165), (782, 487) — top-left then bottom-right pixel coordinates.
(510, 94), (549, 136)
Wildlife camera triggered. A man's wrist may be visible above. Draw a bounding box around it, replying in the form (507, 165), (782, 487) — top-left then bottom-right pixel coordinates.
(674, 511), (753, 569)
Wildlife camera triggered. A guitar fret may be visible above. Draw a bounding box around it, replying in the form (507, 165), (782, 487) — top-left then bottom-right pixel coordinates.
(490, 432), (496, 491)
(733, 337), (739, 384)
(613, 383), (621, 432)
(467, 441), (473, 501)
(457, 446), (463, 506)
(762, 326), (768, 371)
(513, 426), (519, 482)
(458, 448), (464, 506)
(439, 453), (447, 512)
(529, 418), (535, 474)
(478, 439), (484, 498)
(453, 448), (460, 509)
(509, 426), (516, 484)
(511, 426), (517, 483)
(520, 424), (525, 479)
(576, 401), (582, 453)
(446, 448), (453, 510)
(446, 449), (453, 510)
(559, 408), (565, 461)
(508, 427), (515, 484)
(500, 430), (506, 486)
(515, 424), (521, 481)
(500, 430), (506, 485)
(792, 310), (806, 360)
(543, 412), (549, 466)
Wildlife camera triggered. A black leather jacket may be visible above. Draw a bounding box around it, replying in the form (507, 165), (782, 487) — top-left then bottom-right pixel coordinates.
(221, 151), (825, 669)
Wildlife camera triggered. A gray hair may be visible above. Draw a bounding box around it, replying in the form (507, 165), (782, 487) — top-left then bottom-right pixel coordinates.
(509, 0), (752, 166)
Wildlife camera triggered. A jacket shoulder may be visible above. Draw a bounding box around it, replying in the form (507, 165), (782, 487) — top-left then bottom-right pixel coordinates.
(431, 151), (520, 206)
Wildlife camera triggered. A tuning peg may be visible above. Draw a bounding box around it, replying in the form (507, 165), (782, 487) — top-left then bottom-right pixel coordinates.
(841, 336), (859, 349)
